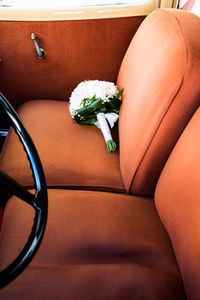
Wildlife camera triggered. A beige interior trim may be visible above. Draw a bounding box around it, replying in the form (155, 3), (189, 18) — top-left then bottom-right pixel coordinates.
(0, 1), (156, 21)
(172, 0), (180, 8)
(160, 0), (174, 8)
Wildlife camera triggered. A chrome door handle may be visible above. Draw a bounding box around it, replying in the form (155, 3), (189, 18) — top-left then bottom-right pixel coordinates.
(31, 33), (46, 58)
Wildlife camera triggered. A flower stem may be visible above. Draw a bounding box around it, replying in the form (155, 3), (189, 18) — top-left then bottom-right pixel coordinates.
(106, 140), (117, 152)
(96, 113), (116, 152)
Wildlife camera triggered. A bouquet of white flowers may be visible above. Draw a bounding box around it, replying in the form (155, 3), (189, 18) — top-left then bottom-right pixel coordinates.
(69, 80), (123, 152)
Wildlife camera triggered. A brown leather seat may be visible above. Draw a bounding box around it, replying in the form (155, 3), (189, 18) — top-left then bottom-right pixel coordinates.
(3, 100), (200, 299)
(155, 108), (200, 299)
(2, 108), (200, 299)
(1, 9), (200, 196)
(1, 8), (200, 300)
(0, 190), (185, 299)
(117, 9), (200, 196)
(0, 100), (124, 193)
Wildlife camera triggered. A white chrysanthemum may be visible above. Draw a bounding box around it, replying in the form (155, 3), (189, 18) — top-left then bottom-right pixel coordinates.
(69, 80), (119, 118)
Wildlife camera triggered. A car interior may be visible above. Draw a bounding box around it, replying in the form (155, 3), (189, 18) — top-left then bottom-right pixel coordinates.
(0, 1), (200, 299)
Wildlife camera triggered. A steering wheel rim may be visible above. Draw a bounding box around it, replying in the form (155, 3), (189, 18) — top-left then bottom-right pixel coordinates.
(0, 92), (48, 289)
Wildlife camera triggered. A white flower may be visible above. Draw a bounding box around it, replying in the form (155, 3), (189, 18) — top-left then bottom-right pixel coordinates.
(68, 80), (123, 152)
(69, 80), (119, 118)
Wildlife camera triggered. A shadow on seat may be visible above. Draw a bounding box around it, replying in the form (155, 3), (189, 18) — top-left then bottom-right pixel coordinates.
(0, 8), (200, 300)
(0, 9), (200, 197)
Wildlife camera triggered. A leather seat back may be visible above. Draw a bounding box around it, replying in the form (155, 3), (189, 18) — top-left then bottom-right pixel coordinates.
(155, 107), (200, 299)
(117, 9), (200, 196)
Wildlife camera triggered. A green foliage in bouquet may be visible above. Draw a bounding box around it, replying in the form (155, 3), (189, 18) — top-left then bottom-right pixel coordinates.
(73, 88), (124, 126)
(69, 80), (124, 152)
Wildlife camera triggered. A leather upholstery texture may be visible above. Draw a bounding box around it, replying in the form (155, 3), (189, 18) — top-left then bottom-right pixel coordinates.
(0, 100), (125, 192)
(155, 108), (200, 299)
(0, 190), (185, 299)
(117, 9), (200, 196)
(1, 9), (200, 197)
(0, 8), (200, 299)
(0, 17), (144, 109)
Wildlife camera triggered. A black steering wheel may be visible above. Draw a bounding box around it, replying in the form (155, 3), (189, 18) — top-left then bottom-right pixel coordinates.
(0, 92), (48, 288)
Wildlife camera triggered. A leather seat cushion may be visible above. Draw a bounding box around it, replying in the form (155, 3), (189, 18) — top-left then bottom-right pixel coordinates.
(155, 108), (200, 299)
(0, 189), (185, 299)
(0, 100), (124, 192)
(117, 9), (200, 196)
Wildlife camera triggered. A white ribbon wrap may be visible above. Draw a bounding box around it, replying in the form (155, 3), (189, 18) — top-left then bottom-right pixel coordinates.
(95, 112), (119, 142)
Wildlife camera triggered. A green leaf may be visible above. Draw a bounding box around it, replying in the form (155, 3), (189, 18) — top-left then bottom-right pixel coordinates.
(76, 98), (104, 117)
(81, 114), (97, 120)
(105, 108), (119, 114)
(73, 88), (124, 126)
(99, 107), (106, 113)
(116, 88), (124, 98)
(80, 99), (86, 107)
(104, 97), (121, 113)
(80, 95), (97, 108)
(91, 94), (96, 102)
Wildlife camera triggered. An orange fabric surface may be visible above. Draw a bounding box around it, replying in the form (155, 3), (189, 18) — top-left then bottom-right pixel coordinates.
(0, 17), (144, 109)
(155, 108), (200, 299)
(117, 9), (200, 196)
(0, 100), (124, 192)
(0, 189), (185, 299)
